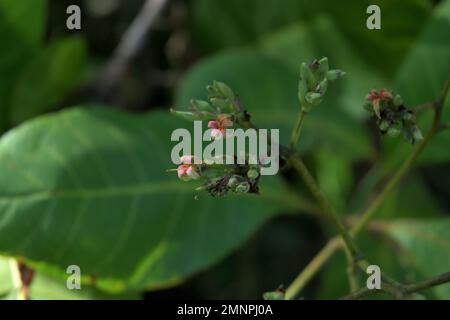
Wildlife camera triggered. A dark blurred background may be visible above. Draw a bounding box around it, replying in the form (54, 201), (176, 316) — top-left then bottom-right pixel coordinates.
(1, 0), (448, 299)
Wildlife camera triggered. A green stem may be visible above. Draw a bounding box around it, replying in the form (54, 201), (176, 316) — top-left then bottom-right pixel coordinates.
(342, 271), (450, 300)
(289, 110), (307, 149)
(285, 72), (450, 299)
(288, 156), (360, 259)
(285, 238), (341, 300)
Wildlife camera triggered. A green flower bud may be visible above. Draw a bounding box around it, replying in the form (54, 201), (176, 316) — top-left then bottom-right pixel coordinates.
(412, 126), (423, 141)
(402, 111), (415, 122)
(170, 109), (198, 121)
(318, 57), (329, 77)
(379, 120), (390, 131)
(247, 168), (259, 180)
(227, 175), (243, 189)
(300, 62), (316, 89)
(191, 99), (215, 113)
(235, 181), (250, 193)
(326, 69), (346, 81)
(387, 126), (401, 137)
(298, 78), (308, 106)
(305, 92), (322, 104)
(393, 94), (404, 107)
(210, 97), (232, 112)
(317, 78), (328, 95)
(213, 81), (235, 100)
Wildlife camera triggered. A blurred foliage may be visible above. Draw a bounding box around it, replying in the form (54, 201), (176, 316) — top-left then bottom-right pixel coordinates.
(0, 0), (449, 299)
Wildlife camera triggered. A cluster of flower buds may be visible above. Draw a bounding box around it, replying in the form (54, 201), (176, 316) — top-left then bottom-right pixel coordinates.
(298, 57), (345, 112)
(176, 155), (201, 181)
(364, 89), (423, 144)
(171, 81), (238, 140)
(171, 82), (263, 197)
(201, 164), (261, 197)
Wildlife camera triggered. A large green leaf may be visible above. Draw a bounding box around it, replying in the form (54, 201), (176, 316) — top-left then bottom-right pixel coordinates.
(386, 218), (450, 299)
(9, 36), (88, 124)
(176, 50), (372, 161)
(0, 256), (17, 299)
(385, 0), (450, 167)
(0, 107), (299, 293)
(0, 0), (47, 130)
(190, 0), (430, 74)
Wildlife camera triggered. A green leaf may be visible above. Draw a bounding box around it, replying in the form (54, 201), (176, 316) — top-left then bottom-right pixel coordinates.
(0, 255), (139, 299)
(190, 0), (430, 74)
(29, 272), (140, 300)
(0, 0), (46, 47)
(0, 107), (297, 293)
(350, 174), (441, 220)
(176, 50), (372, 161)
(0, 256), (17, 299)
(386, 218), (450, 299)
(9, 37), (88, 124)
(0, 0), (47, 130)
(386, 0), (450, 166)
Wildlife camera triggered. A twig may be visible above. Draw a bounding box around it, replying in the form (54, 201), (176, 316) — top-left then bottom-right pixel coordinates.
(289, 110), (307, 149)
(8, 258), (26, 300)
(342, 271), (450, 300)
(288, 155), (360, 260)
(99, 0), (168, 95)
(285, 72), (450, 299)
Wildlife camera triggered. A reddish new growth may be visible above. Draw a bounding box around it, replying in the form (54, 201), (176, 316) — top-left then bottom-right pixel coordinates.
(366, 89), (393, 118)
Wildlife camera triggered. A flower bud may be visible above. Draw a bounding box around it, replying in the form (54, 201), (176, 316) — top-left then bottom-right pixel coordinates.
(247, 168), (259, 180)
(305, 92), (322, 105)
(326, 69), (346, 82)
(235, 181), (250, 193)
(227, 175), (243, 189)
(213, 81), (235, 100)
(387, 126), (401, 137)
(316, 78), (328, 95)
(317, 57), (329, 77)
(412, 126), (423, 141)
(300, 62), (316, 89)
(379, 120), (390, 131)
(393, 94), (404, 107)
(191, 99), (214, 112)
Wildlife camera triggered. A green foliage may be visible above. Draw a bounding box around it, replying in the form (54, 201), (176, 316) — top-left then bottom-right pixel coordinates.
(0, 0), (47, 130)
(9, 37), (88, 124)
(0, 0), (449, 300)
(190, 0), (430, 73)
(0, 107), (300, 293)
(386, 0), (450, 166)
(386, 219), (450, 298)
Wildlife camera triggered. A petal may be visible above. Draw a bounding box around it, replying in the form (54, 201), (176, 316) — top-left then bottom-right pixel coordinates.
(177, 164), (189, 178)
(208, 120), (218, 129)
(187, 166), (200, 180)
(211, 128), (223, 140)
(373, 100), (381, 119)
(180, 155), (193, 164)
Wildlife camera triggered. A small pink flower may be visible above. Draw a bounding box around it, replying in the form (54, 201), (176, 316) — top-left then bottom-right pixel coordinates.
(208, 114), (233, 139)
(177, 155), (200, 181)
(366, 89), (393, 118)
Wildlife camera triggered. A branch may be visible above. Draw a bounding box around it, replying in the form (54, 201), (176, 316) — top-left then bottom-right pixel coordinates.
(342, 271), (450, 300)
(285, 72), (450, 299)
(99, 0), (168, 95)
